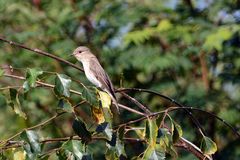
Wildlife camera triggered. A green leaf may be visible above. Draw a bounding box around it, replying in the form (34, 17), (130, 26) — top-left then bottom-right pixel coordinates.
(72, 118), (92, 144)
(105, 132), (126, 158)
(171, 120), (183, 143)
(9, 88), (26, 119)
(25, 68), (43, 88)
(201, 136), (217, 155)
(81, 86), (98, 106)
(143, 118), (158, 159)
(145, 118), (158, 146)
(21, 130), (41, 159)
(54, 74), (72, 98)
(62, 140), (88, 160)
(58, 99), (73, 113)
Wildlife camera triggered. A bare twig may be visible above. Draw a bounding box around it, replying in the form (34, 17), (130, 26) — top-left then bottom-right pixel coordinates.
(120, 92), (151, 115)
(119, 104), (146, 116)
(0, 36), (83, 72)
(3, 73), (82, 96)
(117, 88), (206, 136)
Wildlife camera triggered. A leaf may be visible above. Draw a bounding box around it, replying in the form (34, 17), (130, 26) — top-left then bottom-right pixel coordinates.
(72, 118), (92, 144)
(58, 99), (73, 113)
(157, 128), (178, 159)
(145, 118), (158, 146)
(98, 91), (113, 123)
(201, 136), (217, 155)
(105, 132), (126, 158)
(81, 86), (98, 106)
(25, 68), (43, 88)
(92, 106), (105, 124)
(62, 140), (85, 160)
(171, 120), (183, 143)
(96, 122), (113, 141)
(13, 151), (25, 160)
(21, 130), (41, 159)
(54, 74), (71, 98)
(143, 118), (158, 159)
(9, 88), (26, 119)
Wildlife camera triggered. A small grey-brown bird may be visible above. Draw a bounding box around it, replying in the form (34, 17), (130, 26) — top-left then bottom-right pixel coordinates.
(72, 46), (119, 113)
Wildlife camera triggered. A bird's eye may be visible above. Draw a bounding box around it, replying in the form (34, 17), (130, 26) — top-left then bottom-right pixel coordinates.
(78, 51), (82, 53)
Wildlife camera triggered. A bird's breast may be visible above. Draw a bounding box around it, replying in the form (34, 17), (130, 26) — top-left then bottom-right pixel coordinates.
(82, 61), (102, 88)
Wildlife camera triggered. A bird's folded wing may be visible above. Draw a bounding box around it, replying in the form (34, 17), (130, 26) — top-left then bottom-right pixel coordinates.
(89, 59), (116, 98)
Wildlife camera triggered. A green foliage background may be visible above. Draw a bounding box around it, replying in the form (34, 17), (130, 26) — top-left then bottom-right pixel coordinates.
(0, 0), (240, 159)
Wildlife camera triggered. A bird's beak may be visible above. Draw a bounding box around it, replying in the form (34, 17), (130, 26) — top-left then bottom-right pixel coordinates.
(69, 53), (75, 57)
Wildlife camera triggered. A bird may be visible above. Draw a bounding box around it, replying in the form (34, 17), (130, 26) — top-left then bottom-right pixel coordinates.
(72, 46), (119, 113)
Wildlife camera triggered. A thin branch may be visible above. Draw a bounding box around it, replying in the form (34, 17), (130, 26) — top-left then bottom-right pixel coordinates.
(119, 104), (146, 116)
(117, 88), (206, 136)
(0, 36), (83, 72)
(120, 92), (151, 115)
(3, 73), (82, 96)
(0, 112), (65, 146)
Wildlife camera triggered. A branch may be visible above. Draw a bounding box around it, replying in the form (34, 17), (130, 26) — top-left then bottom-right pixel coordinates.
(0, 112), (65, 146)
(3, 73), (82, 96)
(0, 36), (83, 72)
(117, 87), (206, 136)
(120, 92), (151, 115)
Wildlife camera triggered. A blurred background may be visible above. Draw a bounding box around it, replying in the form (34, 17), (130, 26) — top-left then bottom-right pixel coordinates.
(0, 0), (240, 159)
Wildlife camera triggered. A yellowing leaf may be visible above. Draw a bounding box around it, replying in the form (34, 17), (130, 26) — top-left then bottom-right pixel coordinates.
(98, 91), (113, 123)
(13, 151), (26, 160)
(201, 136), (217, 155)
(98, 91), (111, 109)
(92, 107), (105, 124)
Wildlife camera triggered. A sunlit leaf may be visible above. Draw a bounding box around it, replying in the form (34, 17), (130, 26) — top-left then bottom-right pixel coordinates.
(145, 118), (158, 146)
(54, 74), (71, 98)
(72, 118), (92, 144)
(98, 91), (113, 123)
(171, 120), (183, 143)
(201, 136), (217, 155)
(8, 88), (26, 119)
(143, 118), (158, 159)
(25, 68), (43, 88)
(13, 151), (25, 160)
(62, 140), (85, 160)
(21, 130), (41, 159)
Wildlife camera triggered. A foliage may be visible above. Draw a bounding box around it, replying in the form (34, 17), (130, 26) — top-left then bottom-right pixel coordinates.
(0, 0), (240, 159)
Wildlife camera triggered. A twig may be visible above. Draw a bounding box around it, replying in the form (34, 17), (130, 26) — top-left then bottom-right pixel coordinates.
(120, 92), (151, 115)
(0, 112), (65, 146)
(117, 88), (206, 136)
(0, 36), (83, 72)
(3, 73), (82, 96)
(119, 104), (146, 116)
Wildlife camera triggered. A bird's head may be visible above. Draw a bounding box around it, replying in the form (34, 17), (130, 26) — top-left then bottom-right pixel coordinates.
(72, 46), (94, 62)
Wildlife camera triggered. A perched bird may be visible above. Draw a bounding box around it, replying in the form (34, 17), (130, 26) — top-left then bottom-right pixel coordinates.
(72, 46), (119, 113)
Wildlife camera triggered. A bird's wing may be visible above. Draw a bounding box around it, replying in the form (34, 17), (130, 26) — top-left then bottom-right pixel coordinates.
(89, 58), (116, 99)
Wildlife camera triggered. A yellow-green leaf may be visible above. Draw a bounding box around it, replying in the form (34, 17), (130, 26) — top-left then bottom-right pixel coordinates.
(201, 136), (217, 155)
